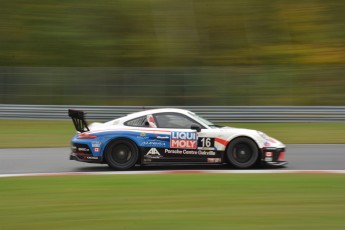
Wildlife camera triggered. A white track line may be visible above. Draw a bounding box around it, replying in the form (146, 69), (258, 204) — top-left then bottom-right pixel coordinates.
(1, 170), (345, 178)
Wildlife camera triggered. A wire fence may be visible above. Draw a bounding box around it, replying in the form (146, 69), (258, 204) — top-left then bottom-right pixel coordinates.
(1, 66), (345, 106)
(1, 104), (345, 122)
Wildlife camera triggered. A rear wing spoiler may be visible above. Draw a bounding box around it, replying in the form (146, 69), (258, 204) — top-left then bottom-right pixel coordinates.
(68, 109), (90, 133)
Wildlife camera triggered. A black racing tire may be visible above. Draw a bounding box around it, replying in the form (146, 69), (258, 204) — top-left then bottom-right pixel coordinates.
(226, 137), (259, 169)
(104, 139), (139, 170)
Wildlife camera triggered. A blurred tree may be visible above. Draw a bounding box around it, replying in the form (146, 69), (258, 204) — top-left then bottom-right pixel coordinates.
(0, 0), (344, 105)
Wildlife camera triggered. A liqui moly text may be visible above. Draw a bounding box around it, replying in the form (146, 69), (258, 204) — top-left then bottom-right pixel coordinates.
(170, 131), (197, 149)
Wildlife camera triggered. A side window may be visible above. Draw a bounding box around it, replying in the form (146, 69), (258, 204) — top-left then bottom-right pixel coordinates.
(154, 113), (202, 129)
(125, 116), (148, 127)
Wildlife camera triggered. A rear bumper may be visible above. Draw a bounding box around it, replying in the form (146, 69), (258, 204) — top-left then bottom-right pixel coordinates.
(70, 143), (103, 163)
(70, 152), (103, 163)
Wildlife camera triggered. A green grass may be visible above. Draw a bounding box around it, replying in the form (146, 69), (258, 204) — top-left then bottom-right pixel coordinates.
(223, 122), (345, 144)
(1, 174), (345, 230)
(0, 120), (72, 148)
(1, 120), (345, 148)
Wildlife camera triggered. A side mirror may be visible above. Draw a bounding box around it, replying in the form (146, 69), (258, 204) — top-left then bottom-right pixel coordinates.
(191, 124), (201, 132)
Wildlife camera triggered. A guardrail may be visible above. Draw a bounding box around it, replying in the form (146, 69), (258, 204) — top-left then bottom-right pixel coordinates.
(1, 104), (345, 122)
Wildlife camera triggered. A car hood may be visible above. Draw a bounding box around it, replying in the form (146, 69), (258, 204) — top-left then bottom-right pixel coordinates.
(217, 126), (285, 148)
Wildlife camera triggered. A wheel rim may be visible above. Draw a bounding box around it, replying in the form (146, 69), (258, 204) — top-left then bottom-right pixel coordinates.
(232, 143), (253, 163)
(110, 144), (132, 164)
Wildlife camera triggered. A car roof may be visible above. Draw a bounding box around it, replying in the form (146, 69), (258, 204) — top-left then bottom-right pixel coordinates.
(102, 108), (211, 128)
(123, 108), (192, 120)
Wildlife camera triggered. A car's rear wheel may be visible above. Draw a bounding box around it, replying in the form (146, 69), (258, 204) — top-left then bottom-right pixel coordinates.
(226, 137), (258, 168)
(104, 139), (139, 170)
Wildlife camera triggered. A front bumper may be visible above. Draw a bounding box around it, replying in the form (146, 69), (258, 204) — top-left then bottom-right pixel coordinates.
(265, 161), (288, 166)
(261, 147), (287, 166)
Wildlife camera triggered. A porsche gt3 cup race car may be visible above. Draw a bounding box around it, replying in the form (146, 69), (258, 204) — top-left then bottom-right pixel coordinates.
(69, 108), (287, 170)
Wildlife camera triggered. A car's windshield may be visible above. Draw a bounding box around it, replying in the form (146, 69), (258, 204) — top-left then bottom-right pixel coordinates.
(188, 112), (217, 128)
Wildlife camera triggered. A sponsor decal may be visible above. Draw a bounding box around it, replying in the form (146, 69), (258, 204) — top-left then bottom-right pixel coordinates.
(264, 138), (276, 146)
(264, 142), (271, 147)
(146, 148), (161, 156)
(94, 148), (100, 152)
(165, 149), (183, 154)
(197, 147), (215, 151)
(207, 158), (222, 163)
(86, 156), (99, 160)
(265, 152), (273, 157)
(140, 132), (146, 137)
(157, 135), (169, 139)
(198, 150), (216, 156)
(91, 142), (102, 147)
(144, 148), (162, 159)
(170, 131), (197, 149)
(182, 150), (198, 155)
(265, 157), (273, 162)
(142, 141), (167, 147)
(164, 149), (216, 156)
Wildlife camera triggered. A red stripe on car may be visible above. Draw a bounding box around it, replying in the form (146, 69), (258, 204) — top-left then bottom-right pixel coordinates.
(215, 138), (229, 146)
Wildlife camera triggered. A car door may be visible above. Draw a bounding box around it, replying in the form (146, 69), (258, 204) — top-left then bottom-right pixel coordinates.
(150, 112), (221, 163)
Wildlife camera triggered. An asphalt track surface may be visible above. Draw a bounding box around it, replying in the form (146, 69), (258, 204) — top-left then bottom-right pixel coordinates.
(0, 144), (344, 175)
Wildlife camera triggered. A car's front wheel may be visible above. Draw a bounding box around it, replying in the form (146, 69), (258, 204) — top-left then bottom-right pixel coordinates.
(226, 137), (259, 169)
(104, 139), (139, 170)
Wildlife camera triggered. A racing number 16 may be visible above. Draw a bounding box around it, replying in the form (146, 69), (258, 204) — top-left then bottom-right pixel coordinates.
(198, 137), (214, 148)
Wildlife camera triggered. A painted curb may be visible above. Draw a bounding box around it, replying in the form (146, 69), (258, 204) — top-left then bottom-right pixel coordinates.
(1, 170), (345, 178)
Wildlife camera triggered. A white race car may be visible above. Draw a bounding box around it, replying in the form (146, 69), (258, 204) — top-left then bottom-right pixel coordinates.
(69, 108), (287, 170)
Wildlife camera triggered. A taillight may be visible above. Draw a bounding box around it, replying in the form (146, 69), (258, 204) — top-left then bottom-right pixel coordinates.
(77, 133), (97, 139)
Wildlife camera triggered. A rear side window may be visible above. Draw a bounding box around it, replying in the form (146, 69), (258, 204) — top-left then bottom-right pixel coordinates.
(125, 116), (148, 127)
